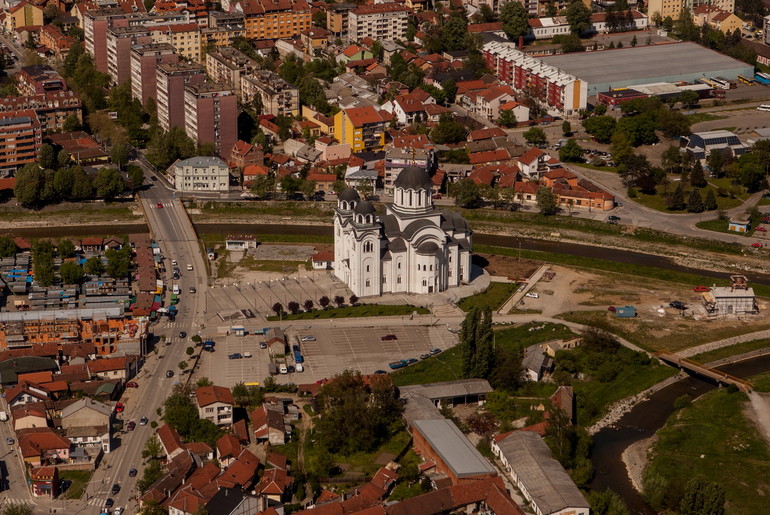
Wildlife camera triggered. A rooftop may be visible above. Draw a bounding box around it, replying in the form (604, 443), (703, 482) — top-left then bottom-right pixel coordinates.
(412, 418), (496, 478)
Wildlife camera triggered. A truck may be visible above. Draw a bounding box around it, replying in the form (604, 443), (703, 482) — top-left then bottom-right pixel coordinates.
(268, 363), (278, 375)
(168, 305), (177, 318)
(389, 360), (408, 370)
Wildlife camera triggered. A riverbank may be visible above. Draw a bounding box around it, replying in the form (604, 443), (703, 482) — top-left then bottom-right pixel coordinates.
(622, 434), (657, 493)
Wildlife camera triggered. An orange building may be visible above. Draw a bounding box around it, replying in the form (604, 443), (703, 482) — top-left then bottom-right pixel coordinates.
(0, 109), (42, 174)
(0, 318), (143, 355)
(240, 0), (312, 40)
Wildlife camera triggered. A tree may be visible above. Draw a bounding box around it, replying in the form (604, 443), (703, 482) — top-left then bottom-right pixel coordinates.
(105, 246), (131, 278)
(287, 301), (300, 314)
(250, 175), (275, 198)
(687, 188), (704, 213)
(667, 183), (686, 210)
(178, 359), (188, 371)
(349, 294), (358, 305)
(497, 109), (517, 127)
(84, 256), (104, 276)
(678, 89), (700, 109)
(39, 143), (56, 170)
(566, 0), (592, 34)
(610, 131), (634, 165)
(272, 302), (283, 316)
(185, 346), (195, 356)
(590, 489), (631, 515)
(583, 116), (616, 143)
(500, 1), (529, 40)
(141, 435), (162, 460)
(562, 120), (572, 135)
(0, 237), (17, 258)
(554, 33), (584, 53)
(523, 127), (547, 146)
(334, 295), (344, 307)
(630, 34), (638, 47)
(662, 145), (685, 174)
(736, 152), (767, 192)
(58, 239), (75, 258)
(111, 143), (130, 170)
(536, 186), (559, 215)
(319, 295), (330, 308)
(454, 179), (483, 209)
(690, 160), (707, 187)
(461, 307), (481, 378)
(559, 139), (583, 162)
(14, 163), (45, 208)
(60, 261), (84, 284)
(71, 166), (94, 200)
(62, 114), (81, 132)
(94, 168), (126, 200)
(704, 189), (718, 210)
(430, 113), (468, 144)
(196, 377), (213, 388)
(127, 165), (145, 192)
(472, 307), (494, 378)
(679, 478), (725, 515)
(57, 149), (71, 169)
(2, 505), (34, 515)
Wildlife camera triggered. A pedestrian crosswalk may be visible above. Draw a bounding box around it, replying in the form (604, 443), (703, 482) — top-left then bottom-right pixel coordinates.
(1, 497), (35, 508)
(85, 497), (108, 506)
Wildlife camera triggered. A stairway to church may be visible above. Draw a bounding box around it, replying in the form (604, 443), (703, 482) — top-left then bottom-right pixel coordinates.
(430, 302), (465, 318)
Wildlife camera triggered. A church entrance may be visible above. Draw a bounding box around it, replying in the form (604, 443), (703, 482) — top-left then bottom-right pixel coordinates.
(428, 286), (434, 293)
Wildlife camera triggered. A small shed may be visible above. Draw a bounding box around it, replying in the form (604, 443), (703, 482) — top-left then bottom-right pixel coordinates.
(615, 306), (637, 318)
(728, 217), (750, 233)
(225, 235), (259, 251)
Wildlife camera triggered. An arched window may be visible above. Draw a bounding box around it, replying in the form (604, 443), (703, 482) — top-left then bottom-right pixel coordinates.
(397, 275), (402, 284)
(409, 191), (412, 205)
(397, 262), (401, 269)
(366, 265), (370, 272)
(365, 279), (371, 287)
(429, 265), (433, 271)
(422, 279), (427, 286)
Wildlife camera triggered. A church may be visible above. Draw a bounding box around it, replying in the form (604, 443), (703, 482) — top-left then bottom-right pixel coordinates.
(333, 166), (473, 297)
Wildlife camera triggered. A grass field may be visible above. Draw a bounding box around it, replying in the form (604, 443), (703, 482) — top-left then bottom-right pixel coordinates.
(199, 233), (333, 245)
(0, 205), (140, 222)
(691, 338), (770, 363)
(60, 470), (93, 499)
(238, 257), (308, 273)
(644, 388), (770, 515)
(457, 282), (518, 312)
(633, 183), (744, 212)
(686, 112), (727, 124)
(267, 304), (430, 321)
(195, 201), (335, 218)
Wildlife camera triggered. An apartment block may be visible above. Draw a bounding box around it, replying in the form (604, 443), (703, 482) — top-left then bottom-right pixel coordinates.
(201, 24), (246, 48)
(205, 47), (258, 94)
(327, 3), (356, 36)
(482, 41), (587, 116)
(107, 26), (151, 86)
(83, 8), (126, 73)
(240, 0), (312, 40)
(348, 3), (410, 43)
(183, 82), (238, 159)
(147, 23), (202, 62)
(0, 110), (42, 175)
(153, 0), (208, 27)
(647, 0), (734, 21)
(156, 62), (206, 132)
(39, 25), (74, 60)
(16, 65), (67, 96)
(6, 1), (44, 32)
(240, 70), (299, 117)
(130, 43), (179, 107)
(333, 106), (390, 153)
(172, 156), (231, 192)
(384, 147), (435, 195)
(0, 92), (82, 133)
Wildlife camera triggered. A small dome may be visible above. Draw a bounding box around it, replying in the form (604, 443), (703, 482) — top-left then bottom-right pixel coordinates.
(416, 241), (440, 255)
(353, 200), (376, 215)
(394, 166), (432, 190)
(338, 188), (360, 202)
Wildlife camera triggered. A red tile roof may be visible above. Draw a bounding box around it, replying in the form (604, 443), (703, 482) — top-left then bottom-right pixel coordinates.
(216, 434), (241, 460)
(195, 385), (234, 407)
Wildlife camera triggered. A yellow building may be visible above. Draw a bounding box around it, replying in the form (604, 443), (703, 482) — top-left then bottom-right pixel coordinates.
(240, 0), (312, 40)
(7, 1), (43, 31)
(149, 23), (202, 63)
(302, 106), (335, 136)
(649, 0), (735, 22)
(333, 106), (390, 153)
(693, 6), (743, 34)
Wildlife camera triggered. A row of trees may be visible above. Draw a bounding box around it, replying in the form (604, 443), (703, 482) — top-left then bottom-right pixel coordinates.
(459, 307), (523, 391)
(271, 295), (359, 316)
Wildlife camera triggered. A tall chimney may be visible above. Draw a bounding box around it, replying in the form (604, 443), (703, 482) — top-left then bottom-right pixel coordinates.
(518, 36), (524, 50)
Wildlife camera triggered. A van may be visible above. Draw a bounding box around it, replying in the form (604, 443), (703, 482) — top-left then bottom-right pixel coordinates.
(172, 284), (180, 294)
(758, 105), (770, 112)
(279, 363), (288, 374)
(295, 363), (304, 372)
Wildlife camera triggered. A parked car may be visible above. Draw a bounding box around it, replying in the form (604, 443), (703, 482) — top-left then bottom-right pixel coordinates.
(405, 358), (418, 365)
(166, 370), (174, 378)
(752, 242), (764, 248)
(6, 437), (14, 445)
(125, 382), (139, 388)
(187, 264), (193, 270)
(608, 306), (616, 312)
(669, 301), (687, 310)
(243, 352), (252, 358)
(525, 292), (539, 298)
(189, 287), (196, 293)
(171, 260), (178, 266)
(179, 331), (187, 338)
(150, 176), (157, 181)
(105, 498), (114, 508)
(139, 417), (148, 425)
(129, 468), (138, 477)
(287, 365), (296, 373)
(694, 286), (709, 292)
(111, 484), (121, 495)
(259, 342), (268, 349)
(127, 421), (136, 431)
(301, 335), (316, 342)
(420, 353), (431, 360)
(115, 403), (124, 413)
(429, 348), (442, 355)
(381, 334), (398, 341)
(156, 203), (163, 209)
(228, 353), (243, 359)
(373, 370), (388, 375)
(756, 227), (767, 232)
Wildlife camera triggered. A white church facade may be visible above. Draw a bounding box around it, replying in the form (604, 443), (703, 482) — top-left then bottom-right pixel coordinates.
(333, 166), (473, 297)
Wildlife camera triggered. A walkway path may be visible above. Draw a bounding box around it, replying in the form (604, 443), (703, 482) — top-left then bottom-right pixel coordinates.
(497, 264), (550, 315)
(678, 329), (770, 358)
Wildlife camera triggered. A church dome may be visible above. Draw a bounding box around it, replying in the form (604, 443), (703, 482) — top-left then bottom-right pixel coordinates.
(338, 188), (360, 202)
(416, 241), (440, 255)
(353, 200), (376, 215)
(394, 166), (432, 191)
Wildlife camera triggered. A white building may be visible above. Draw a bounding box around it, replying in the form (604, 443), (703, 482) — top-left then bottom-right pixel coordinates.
(171, 156), (230, 192)
(347, 3), (409, 43)
(333, 167), (472, 297)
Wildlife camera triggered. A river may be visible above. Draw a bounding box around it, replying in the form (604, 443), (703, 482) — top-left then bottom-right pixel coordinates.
(590, 355), (770, 514)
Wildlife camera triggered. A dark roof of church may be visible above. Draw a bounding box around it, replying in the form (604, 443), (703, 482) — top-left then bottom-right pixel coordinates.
(394, 166), (433, 190)
(353, 199), (376, 215)
(338, 187), (360, 202)
(417, 241), (441, 255)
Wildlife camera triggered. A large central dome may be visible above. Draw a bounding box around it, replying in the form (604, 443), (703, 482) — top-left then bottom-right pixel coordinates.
(393, 166), (432, 191)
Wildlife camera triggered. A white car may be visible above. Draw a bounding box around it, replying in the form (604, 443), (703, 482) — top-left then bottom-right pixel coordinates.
(187, 264), (193, 271)
(525, 292), (540, 299)
(301, 335), (316, 342)
(171, 260), (178, 267)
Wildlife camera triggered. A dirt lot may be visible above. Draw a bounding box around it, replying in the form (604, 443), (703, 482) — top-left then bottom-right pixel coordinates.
(475, 254), (541, 279)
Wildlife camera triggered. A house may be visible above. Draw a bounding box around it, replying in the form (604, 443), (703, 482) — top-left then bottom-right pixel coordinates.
(264, 328), (286, 350)
(60, 397), (112, 452)
(522, 344), (553, 381)
(704, 275), (757, 315)
(550, 386), (575, 425)
(216, 433), (242, 467)
(86, 356), (138, 381)
(218, 448), (260, 490)
(203, 488), (260, 515)
(461, 85), (517, 122)
(311, 250), (334, 270)
(230, 140), (263, 169)
(185, 441), (214, 461)
(257, 468), (294, 509)
(493, 431), (589, 515)
(336, 44), (373, 64)
(728, 217), (750, 233)
(11, 404), (47, 431)
(252, 405), (287, 445)
(4, 382), (50, 407)
(693, 6), (742, 34)
(30, 466), (59, 498)
(195, 385), (235, 426)
(498, 100), (530, 123)
(517, 148), (554, 180)
(225, 235), (259, 251)
(333, 106), (390, 152)
(166, 461), (221, 515)
(17, 428), (71, 467)
(382, 94), (427, 125)
(157, 423), (185, 461)
(301, 26), (331, 51)
(306, 173), (336, 193)
(79, 237), (104, 252)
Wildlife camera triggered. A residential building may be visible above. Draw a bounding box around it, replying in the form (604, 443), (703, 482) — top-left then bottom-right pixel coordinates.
(172, 156), (230, 192)
(86, 356), (138, 380)
(216, 433), (242, 467)
(30, 466), (59, 498)
(16, 65), (67, 96)
(693, 5), (742, 34)
(203, 488), (260, 515)
(704, 275), (757, 315)
(205, 47), (258, 94)
(6, 1), (43, 33)
(201, 23), (246, 48)
(333, 106), (390, 152)
(493, 431), (590, 515)
(647, 0), (734, 22)
(183, 82), (238, 159)
(157, 423), (185, 460)
(4, 382), (50, 407)
(252, 404), (287, 445)
(300, 26), (330, 51)
(0, 109), (42, 175)
(156, 62), (206, 131)
(195, 385), (234, 426)
(327, 3), (356, 37)
(334, 169), (473, 297)
(384, 147), (435, 195)
(238, 0), (312, 40)
(38, 25), (74, 60)
(0, 91), (82, 133)
(147, 23), (202, 62)
(17, 428), (71, 467)
(240, 70), (299, 117)
(590, 10), (648, 34)
(83, 8), (126, 73)
(11, 404), (47, 431)
(229, 140), (263, 169)
(107, 26), (151, 86)
(347, 3), (409, 43)
(153, 0), (208, 27)
(60, 397), (112, 453)
(130, 43), (179, 106)
(461, 85), (518, 122)
(483, 41), (587, 116)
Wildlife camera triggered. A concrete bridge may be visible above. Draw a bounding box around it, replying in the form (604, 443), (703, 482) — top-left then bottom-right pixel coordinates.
(656, 351), (754, 393)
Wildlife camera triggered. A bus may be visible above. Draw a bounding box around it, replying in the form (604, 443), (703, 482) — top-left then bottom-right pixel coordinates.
(710, 77), (731, 89)
(737, 74), (755, 85)
(755, 72), (770, 85)
(697, 78), (718, 88)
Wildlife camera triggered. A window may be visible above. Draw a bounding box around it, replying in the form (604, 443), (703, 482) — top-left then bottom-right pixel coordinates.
(366, 265), (370, 272)
(422, 279), (427, 286)
(365, 279), (370, 287)
(397, 275), (401, 284)
(429, 265), (433, 271)
(398, 262), (401, 269)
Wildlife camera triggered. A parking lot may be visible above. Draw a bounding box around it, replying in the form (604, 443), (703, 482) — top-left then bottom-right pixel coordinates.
(192, 324), (458, 386)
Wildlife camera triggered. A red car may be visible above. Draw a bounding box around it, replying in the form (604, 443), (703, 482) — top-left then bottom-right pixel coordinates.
(125, 382), (139, 388)
(756, 227), (767, 232)
(156, 203), (163, 208)
(752, 243), (764, 248)
(607, 306), (616, 312)
(115, 403), (125, 413)
(693, 286), (709, 292)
